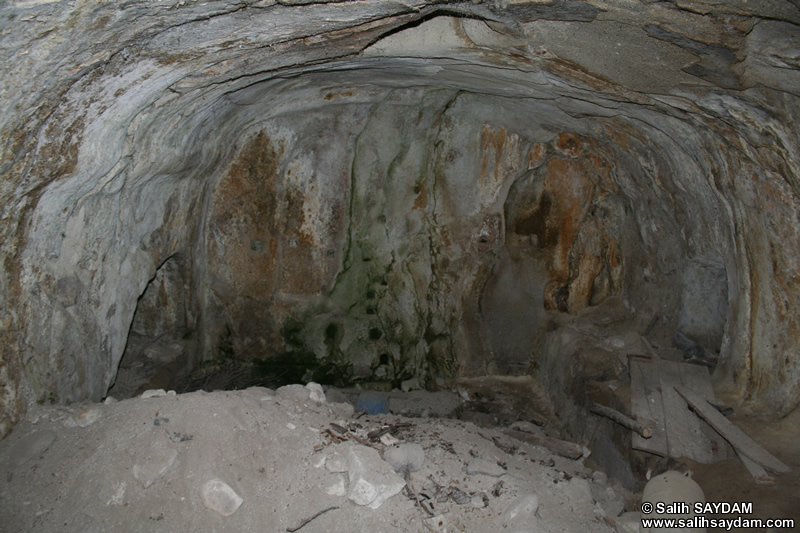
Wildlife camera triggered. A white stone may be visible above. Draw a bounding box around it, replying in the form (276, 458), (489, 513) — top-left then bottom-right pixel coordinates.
(380, 433), (399, 446)
(141, 389), (167, 399)
(103, 396), (118, 405)
(401, 376), (420, 392)
(306, 382), (326, 403)
(202, 478), (243, 516)
(276, 384), (310, 403)
(382, 443), (425, 474)
(347, 445), (406, 509)
(503, 493), (539, 525)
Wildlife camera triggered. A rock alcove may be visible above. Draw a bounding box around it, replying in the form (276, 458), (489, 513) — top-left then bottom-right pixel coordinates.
(1, 0), (799, 464)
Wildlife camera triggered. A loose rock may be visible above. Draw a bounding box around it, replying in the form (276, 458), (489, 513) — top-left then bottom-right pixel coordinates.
(276, 384), (310, 403)
(503, 493), (540, 528)
(347, 445), (406, 509)
(202, 478), (243, 516)
(306, 382), (326, 403)
(140, 389), (167, 399)
(382, 443), (425, 474)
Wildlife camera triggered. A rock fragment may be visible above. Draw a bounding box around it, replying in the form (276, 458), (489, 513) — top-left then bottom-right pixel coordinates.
(503, 493), (540, 530)
(202, 478), (243, 516)
(347, 445), (406, 509)
(383, 443), (425, 474)
(306, 382), (326, 403)
(276, 384), (310, 403)
(466, 458), (506, 477)
(141, 389), (167, 399)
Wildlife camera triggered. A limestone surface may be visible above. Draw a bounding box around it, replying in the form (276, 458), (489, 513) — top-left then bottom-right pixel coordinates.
(0, 0), (798, 440)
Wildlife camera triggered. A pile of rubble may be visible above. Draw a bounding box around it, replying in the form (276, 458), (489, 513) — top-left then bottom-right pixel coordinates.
(0, 383), (635, 532)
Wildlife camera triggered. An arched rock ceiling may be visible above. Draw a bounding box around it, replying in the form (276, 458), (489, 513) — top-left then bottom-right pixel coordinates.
(1, 0), (799, 437)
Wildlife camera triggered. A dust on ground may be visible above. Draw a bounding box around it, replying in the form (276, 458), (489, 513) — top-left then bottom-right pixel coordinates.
(0, 382), (630, 533)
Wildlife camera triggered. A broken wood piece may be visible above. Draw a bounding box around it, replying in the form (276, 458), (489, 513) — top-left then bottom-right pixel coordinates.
(329, 423), (348, 435)
(629, 355), (669, 457)
(503, 429), (584, 460)
(735, 448), (776, 486)
(674, 386), (790, 474)
(589, 402), (653, 439)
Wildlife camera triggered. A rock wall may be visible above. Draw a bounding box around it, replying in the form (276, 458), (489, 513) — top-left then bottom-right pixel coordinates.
(1, 0), (799, 437)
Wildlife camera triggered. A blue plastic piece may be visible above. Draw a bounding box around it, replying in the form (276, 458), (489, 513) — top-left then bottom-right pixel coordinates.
(356, 391), (390, 414)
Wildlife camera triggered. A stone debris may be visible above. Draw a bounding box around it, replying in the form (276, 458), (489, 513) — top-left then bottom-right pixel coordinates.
(202, 478), (243, 516)
(347, 445), (406, 509)
(6, 430), (57, 467)
(306, 382), (326, 403)
(74, 406), (102, 427)
(132, 444), (178, 489)
(382, 443), (425, 474)
(0, 386), (634, 532)
(502, 493), (540, 532)
(466, 458), (506, 477)
(140, 389), (167, 399)
(276, 384), (311, 403)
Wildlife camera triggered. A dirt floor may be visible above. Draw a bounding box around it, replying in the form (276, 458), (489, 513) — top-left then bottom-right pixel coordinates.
(686, 405), (800, 531)
(0, 382), (632, 533)
(0, 376), (796, 532)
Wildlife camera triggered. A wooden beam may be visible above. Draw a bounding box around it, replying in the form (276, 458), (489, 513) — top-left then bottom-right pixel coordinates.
(674, 386), (791, 474)
(589, 402), (653, 439)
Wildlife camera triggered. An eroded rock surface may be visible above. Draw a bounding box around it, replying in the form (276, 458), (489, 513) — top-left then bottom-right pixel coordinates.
(0, 0), (799, 436)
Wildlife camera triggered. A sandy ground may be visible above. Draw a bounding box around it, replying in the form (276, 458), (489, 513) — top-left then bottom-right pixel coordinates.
(0, 384), (632, 533)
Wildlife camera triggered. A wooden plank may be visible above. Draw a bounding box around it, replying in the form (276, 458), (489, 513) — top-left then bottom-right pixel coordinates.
(677, 362), (727, 462)
(659, 359), (714, 463)
(735, 448), (776, 485)
(629, 356), (668, 456)
(674, 386), (791, 474)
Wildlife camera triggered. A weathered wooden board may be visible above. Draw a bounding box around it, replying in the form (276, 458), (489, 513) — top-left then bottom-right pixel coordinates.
(735, 448), (776, 485)
(630, 352), (725, 463)
(630, 355), (668, 456)
(674, 386), (791, 474)
(677, 361), (727, 461)
(658, 359), (715, 463)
